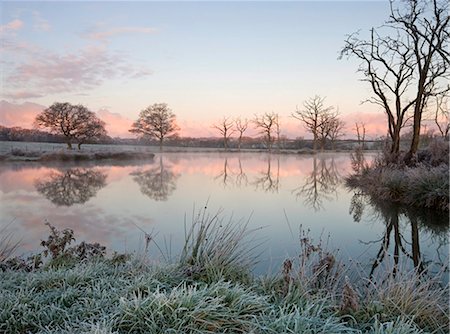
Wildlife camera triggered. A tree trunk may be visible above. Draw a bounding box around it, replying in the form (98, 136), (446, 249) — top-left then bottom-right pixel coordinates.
(405, 110), (422, 163)
(313, 133), (317, 151)
(67, 141), (72, 150)
(78, 142), (82, 150)
(390, 124), (402, 157)
(159, 138), (163, 151)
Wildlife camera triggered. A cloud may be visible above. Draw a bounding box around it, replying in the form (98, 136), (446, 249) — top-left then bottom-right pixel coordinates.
(3, 91), (44, 99)
(0, 19), (24, 34)
(0, 100), (45, 128)
(96, 108), (134, 138)
(3, 44), (152, 98)
(84, 26), (157, 41)
(32, 11), (51, 31)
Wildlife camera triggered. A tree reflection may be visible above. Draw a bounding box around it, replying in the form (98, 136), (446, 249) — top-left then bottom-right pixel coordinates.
(35, 168), (107, 206)
(292, 157), (340, 211)
(350, 193), (449, 279)
(214, 158), (233, 188)
(252, 156), (280, 193)
(234, 157), (248, 187)
(132, 156), (179, 201)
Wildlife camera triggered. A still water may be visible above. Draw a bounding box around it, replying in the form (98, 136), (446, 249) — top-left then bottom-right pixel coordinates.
(1, 152), (448, 279)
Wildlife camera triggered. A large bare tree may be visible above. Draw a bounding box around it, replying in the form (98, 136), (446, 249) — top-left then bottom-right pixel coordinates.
(130, 103), (179, 150)
(390, 0), (450, 160)
(212, 117), (235, 150)
(341, 0), (449, 160)
(34, 102), (106, 149)
(292, 96), (341, 150)
(341, 29), (415, 156)
(253, 112), (278, 151)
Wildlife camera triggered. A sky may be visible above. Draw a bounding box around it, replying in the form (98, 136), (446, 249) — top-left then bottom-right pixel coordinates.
(0, 1), (392, 138)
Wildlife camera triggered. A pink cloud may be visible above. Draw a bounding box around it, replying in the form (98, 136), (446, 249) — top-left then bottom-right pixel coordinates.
(96, 109), (134, 138)
(3, 44), (152, 99)
(3, 91), (44, 99)
(0, 19), (24, 34)
(0, 100), (44, 128)
(85, 26), (157, 41)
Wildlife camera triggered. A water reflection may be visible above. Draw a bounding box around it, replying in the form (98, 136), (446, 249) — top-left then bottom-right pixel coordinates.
(214, 158), (233, 188)
(292, 157), (340, 211)
(35, 168), (107, 206)
(351, 193), (449, 278)
(252, 156), (280, 193)
(234, 158), (248, 187)
(2, 152), (446, 280)
(131, 156), (179, 201)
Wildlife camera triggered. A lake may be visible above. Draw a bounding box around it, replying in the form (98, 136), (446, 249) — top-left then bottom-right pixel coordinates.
(1, 151), (448, 280)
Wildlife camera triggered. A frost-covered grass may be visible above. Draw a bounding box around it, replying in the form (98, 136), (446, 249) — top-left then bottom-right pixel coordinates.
(348, 164), (449, 211)
(347, 139), (449, 211)
(0, 141), (156, 162)
(2, 259), (440, 334)
(1, 215), (448, 334)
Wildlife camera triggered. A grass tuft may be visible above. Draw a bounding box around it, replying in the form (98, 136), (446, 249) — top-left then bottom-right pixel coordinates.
(180, 205), (260, 283)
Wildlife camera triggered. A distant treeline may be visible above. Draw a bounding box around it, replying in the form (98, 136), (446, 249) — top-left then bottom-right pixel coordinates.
(0, 125), (385, 150)
(0, 126), (113, 145)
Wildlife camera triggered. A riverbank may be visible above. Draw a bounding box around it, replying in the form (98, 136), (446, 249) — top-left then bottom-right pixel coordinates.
(1, 220), (448, 333)
(0, 140), (380, 162)
(346, 139), (449, 212)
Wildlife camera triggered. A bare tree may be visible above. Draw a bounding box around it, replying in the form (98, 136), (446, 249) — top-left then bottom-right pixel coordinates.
(275, 114), (282, 150)
(130, 103), (179, 150)
(341, 0), (449, 160)
(326, 114), (345, 150)
(341, 29), (415, 156)
(212, 117), (235, 150)
(433, 94), (449, 139)
(235, 117), (249, 151)
(354, 122), (366, 148)
(253, 112), (278, 151)
(390, 0), (450, 160)
(34, 102), (106, 149)
(292, 96), (339, 150)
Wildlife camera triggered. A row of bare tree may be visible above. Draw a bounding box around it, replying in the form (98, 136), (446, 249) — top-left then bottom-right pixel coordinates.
(212, 96), (346, 151)
(34, 97), (347, 152)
